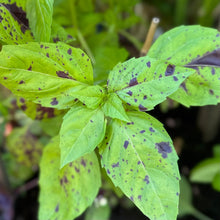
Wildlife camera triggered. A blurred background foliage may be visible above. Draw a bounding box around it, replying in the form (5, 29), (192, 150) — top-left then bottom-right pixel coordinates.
(0, 0), (220, 219)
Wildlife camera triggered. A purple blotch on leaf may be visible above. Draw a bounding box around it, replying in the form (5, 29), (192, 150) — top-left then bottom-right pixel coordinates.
(149, 127), (155, 132)
(74, 166), (80, 173)
(56, 71), (72, 79)
(50, 98), (58, 106)
(143, 95), (147, 100)
(146, 61), (151, 67)
(143, 175), (149, 184)
(173, 76), (178, 81)
(165, 64), (175, 76)
(211, 67), (215, 75)
(112, 162), (119, 168)
(185, 49), (220, 68)
(55, 204), (59, 212)
(67, 48), (72, 55)
(129, 77), (138, 87)
(180, 82), (188, 92)
(126, 90), (133, 96)
(124, 140), (129, 149)
(155, 142), (172, 158)
(138, 104), (147, 111)
(138, 195), (142, 201)
(209, 89), (214, 95)
(107, 169), (110, 174)
(20, 98), (25, 103)
(81, 159), (86, 167)
(19, 80), (25, 84)
(140, 130), (145, 133)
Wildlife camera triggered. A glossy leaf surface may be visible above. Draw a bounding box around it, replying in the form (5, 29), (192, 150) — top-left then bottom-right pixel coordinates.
(39, 136), (101, 220)
(26, 0), (54, 42)
(100, 111), (180, 220)
(108, 57), (194, 111)
(60, 104), (106, 168)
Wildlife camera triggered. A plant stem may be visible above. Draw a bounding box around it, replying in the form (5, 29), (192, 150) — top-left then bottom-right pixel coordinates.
(14, 178), (38, 196)
(140, 17), (160, 56)
(68, 0), (95, 64)
(119, 29), (142, 51)
(77, 30), (96, 64)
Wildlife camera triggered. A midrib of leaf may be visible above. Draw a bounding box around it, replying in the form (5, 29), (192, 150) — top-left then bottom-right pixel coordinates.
(122, 121), (167, 218)
(0, 65), (87, 86)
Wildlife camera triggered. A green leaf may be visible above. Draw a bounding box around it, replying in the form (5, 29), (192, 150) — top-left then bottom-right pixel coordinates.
(26, 0), (54, 42)
(6, 125), (43, 167)
(0, 3), (34, 44)
(108, 56), (194, 111)
(169, 65), (220, 106)
(99, 111), (180, 220)
(85, 201), (111, 220)
(190, 158), (220, 183)
(102, 93), (130, 122)
(39, 136), (101, 220)
(40, 114), (63, 137)
(212, 172), (220, 191)
(93, 46), (129, 84)
(148, 25), (220, 65)
(51, 21), (74, 43)
(0, 42), (93, 109)
(60, 104), (106, 168)
(178, 176), (212, 220)
(148, 25), (220, 107)
(0, 0), (26, 9)
(70, 85), (106, 109)
(1, 153), (34, 188)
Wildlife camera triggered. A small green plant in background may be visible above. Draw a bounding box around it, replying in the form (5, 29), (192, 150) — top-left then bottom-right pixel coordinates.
(190, 144), (220, 192)
(0, 0), (220, 220)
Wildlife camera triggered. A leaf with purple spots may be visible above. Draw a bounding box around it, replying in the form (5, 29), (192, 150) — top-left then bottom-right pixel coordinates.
(169, 64), (220, 106)
(60, 104), (106, 168)
(17, 97), (65, 120)
(39, 136), (101, 220)
(148, 25), (220, 66)
(147, 25), (220, 106)
(51, 21), (74, 43)
(0, 42), (94, 109)
(0, 3), (34, 45)
(113, 58), (194, 111)
(102, 93), (130, 122)
(99, 111), (180, 220)
(6, 125), (43, 167)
